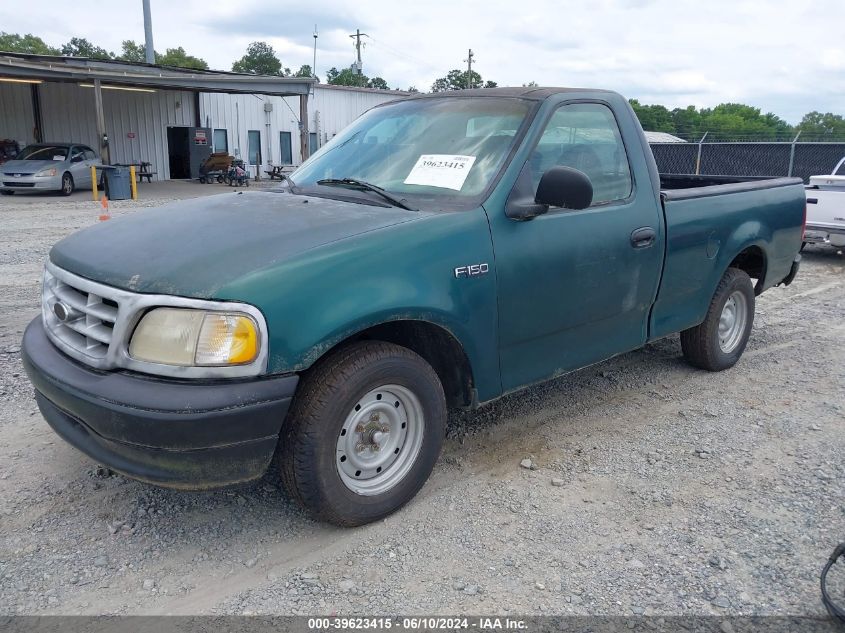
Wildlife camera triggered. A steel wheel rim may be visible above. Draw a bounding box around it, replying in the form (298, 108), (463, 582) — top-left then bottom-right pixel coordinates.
(62, 176), (72, 194)
(335, 384), (425, 496)
(718, 290), (748, 353)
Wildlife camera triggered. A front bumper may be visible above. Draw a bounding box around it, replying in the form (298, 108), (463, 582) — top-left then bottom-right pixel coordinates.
(21, 318), (298, 489)
(1, 174), (61, 190)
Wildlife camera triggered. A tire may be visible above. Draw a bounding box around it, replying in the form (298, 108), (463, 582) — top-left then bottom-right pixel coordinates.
(680, 267), (755, 371)
(280, 341), (446, 527)
(59, 172), (73, 196)
(0, 190), (13, 196)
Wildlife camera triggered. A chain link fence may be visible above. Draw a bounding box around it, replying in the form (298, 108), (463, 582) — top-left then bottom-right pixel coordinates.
(650, 141), (845, 182)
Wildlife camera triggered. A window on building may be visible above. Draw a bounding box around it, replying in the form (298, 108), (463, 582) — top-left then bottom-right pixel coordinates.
(279, 131), (293, 165)
(309, 132), (318, 156)
(213, 129), (228, 152)
(247, 130), (261, 166)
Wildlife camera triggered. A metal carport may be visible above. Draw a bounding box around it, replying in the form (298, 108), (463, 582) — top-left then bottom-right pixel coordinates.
(0, 53), (314, 176)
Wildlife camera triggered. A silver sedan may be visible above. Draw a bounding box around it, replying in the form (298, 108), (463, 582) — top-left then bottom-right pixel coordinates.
(0, 143), (100, 196)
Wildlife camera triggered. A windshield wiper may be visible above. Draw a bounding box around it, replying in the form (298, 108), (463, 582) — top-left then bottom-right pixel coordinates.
(316, 178), (416, 211)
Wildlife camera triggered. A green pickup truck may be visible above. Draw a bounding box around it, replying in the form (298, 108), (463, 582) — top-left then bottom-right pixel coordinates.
(22, 87), (804, 526)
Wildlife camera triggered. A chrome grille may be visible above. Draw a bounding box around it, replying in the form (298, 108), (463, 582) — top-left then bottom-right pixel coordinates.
(42, 265), (120, 363)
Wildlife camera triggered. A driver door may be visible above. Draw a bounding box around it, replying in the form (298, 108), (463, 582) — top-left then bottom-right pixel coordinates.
(490, 101), (664, 392)
(68, 146), (91, 188)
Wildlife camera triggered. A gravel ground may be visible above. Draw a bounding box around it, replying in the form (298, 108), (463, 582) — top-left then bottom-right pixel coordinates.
(0, 194), (843, 617)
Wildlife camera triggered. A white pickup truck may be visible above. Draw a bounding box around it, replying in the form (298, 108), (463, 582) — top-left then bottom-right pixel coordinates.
(804, 156), (845, 249)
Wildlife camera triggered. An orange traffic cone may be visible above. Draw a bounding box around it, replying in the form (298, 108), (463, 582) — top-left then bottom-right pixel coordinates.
(99, 195), (110, 221)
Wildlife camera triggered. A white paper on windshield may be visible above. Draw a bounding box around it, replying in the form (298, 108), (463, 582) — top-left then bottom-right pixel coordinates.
(403, 154), (476, 191)
(53, 155), (64, 161)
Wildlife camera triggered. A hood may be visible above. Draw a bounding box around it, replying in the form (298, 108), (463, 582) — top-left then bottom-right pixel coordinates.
(1, 159), (64, 173)
(50, 191), (421, 298)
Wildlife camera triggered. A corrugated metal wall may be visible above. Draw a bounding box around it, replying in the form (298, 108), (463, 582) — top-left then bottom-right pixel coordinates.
(39, 83), (196, 180)
(311, 86), (401, 144)
(199, 86), (403, 176)
(198, 92), (303, 169)
(1, 81), (401, 179)
(0, 83), (36, 145)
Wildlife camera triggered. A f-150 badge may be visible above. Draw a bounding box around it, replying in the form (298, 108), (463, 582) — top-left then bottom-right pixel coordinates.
(454, 263), (489, 278)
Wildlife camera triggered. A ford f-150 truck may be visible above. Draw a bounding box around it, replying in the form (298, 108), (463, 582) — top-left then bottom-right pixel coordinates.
(22, 87), (805, 526)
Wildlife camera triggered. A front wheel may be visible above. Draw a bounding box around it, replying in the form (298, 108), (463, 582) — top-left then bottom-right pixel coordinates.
(59, 172), (73, 196)
(680, 267), (755, 371)
(280, 341), (446, 526)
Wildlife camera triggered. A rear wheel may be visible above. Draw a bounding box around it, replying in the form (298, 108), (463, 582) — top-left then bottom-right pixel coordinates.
(60, 172), (73, 196)
(680, 267), (755, 371)
(280, 341), (446, 526)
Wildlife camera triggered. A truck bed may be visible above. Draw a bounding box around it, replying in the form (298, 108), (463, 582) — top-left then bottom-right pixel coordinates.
(648, 173), (805, 340)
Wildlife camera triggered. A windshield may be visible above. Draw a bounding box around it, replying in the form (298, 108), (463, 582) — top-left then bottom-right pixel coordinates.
(292, 97), (534, 211)
(17, 145), (69, 161)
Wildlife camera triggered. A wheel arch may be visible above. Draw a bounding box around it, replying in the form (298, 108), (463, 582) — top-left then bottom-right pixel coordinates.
(301, 319), (477, 409)
(727, 243), (768, 295)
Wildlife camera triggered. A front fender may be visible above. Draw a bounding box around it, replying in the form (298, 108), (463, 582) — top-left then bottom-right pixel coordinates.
(215, 208), (503, 402)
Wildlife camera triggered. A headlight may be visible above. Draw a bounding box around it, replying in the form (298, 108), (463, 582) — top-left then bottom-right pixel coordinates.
(129, 308), (260, 367)
(35, 168), (57, 177)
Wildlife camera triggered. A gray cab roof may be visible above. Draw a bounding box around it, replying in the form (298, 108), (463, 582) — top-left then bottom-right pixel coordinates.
(405, 86), (618, 101)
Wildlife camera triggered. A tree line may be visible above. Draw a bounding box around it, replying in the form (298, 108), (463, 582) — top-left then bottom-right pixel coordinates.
(2, 31), (841, 140)
(630, 100), (845, 142)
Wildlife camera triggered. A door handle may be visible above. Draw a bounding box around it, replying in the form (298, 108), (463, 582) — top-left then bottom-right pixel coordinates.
(630, 226), (656, 249)
(806, 198), (818, 204)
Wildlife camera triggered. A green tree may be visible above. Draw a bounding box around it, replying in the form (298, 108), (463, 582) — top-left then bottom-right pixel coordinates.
(368, 76), (389, 90)
(119, 40), (146, 63)
(670, 105), (703, 140)
(157, 47), (208, 70)
(326, 66), (367, 87)
(0, 32), (60, 55)
(294, 64), (317, 79)
(232, 41), (288, 76)
(629, 99), (675, 133)
(796, 111), (845, 140)
(118, 40), (208, 69)
(60, 37), (113, 59)
(431, 69), (496, 91)
(698, 103), (792, 141)
(406, 86), (420, 93)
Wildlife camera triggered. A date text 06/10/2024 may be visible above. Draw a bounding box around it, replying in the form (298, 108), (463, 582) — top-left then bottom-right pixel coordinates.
(307, 617), (528, 630)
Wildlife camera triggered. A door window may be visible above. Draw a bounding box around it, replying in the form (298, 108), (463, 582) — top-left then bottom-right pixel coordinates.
(279, 131), (293, 164)
(531, 103), (632, 205)
(83, 148), (96, 160)
(247, 130), (261, 165)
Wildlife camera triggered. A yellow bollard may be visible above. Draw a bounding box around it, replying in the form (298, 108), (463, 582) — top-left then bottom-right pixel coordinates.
(129, 165), (138, 200)
(91, 165), (98, 201)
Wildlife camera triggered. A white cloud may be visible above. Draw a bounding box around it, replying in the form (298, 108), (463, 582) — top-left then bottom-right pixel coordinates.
(0, 0), (842, 122)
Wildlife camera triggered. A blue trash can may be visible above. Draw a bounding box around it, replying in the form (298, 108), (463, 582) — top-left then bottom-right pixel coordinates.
(105, 167), (132, 200)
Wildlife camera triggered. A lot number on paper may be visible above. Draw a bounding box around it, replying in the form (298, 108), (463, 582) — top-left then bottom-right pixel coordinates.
(404, 154), (477, 191)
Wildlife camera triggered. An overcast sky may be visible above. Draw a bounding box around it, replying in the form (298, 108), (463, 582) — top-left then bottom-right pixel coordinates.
(2, 0), (843, 123)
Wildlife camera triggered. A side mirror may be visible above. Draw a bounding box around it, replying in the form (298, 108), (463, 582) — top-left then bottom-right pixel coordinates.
(535, 166), (593, 210)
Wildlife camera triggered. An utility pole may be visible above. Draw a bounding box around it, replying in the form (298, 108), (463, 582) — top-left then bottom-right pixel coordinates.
(142, 0), (155, 64)
(464, 49), (475, 89)
(312, 25), (318, 79)
(349, 29), (368, 86)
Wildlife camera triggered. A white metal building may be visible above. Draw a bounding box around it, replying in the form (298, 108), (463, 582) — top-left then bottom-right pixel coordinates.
(0, 53), (407, 181)
(199, 84), (407, 177)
